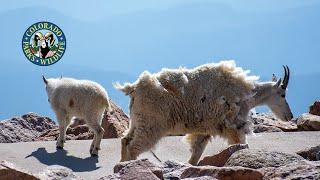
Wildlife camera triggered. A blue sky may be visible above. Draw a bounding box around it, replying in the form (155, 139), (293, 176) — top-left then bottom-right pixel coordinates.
(0, 1), (319, 120)
(1, 1), (319, 21)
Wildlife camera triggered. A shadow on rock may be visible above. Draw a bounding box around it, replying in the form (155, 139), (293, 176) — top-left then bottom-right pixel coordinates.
(25, 147), (100, 172)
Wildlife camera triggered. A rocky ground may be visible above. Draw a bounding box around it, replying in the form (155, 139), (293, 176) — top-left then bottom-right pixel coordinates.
(1, 100), (320, 179)
(0, 101), (129, 143)
(0, 113), (56, 143)
(1, 133), (320, 180)
(104, 147), (320, 180)
(1, 101), (320, 143)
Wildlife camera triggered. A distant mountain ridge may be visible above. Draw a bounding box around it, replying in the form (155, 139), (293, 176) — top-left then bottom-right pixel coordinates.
(0, 2), (319, 119)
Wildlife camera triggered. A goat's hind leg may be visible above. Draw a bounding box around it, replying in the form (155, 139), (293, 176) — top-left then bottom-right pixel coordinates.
(56, 112), (71, 149)
(88, 125), (105, 156)
(87, 114), (105, 156)
(90, 125), (104, 156)
(90, 133), (97, 154)
(120, 127), (135, 162)
(125, 125), (164, 161)
(186, 134), (211, 165)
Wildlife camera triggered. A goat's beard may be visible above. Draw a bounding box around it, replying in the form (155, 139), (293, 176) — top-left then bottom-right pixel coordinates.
(269, 105), (288, 121)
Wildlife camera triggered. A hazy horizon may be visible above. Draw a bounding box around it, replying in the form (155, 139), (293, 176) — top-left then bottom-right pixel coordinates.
(1, 0), (319, 120)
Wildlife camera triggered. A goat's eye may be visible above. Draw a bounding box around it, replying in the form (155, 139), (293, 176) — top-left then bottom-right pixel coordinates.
(281, 94), (285, 98)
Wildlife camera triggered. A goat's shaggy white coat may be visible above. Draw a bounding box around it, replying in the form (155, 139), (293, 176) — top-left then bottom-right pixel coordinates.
(44, 77), (112, 156)
(115, 60), (263, 164)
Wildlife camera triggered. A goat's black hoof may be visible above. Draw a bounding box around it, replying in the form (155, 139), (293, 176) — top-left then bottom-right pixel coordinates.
(56, 146), (64, 150)
(90, 153), (98, 157)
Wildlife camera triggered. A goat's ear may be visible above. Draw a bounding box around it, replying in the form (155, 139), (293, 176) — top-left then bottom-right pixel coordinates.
(271, 74), (277, 82)
(42, 75), (48, 84)
(274, 78), (282, 88)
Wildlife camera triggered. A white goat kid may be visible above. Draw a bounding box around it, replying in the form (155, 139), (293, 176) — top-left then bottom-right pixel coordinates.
(43, 76), (112, 156)
(115, 61), (293, 165)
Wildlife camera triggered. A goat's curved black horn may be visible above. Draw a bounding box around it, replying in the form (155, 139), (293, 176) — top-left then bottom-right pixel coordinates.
(281, 65), (287, 89)
(281, 65), (289, 89)
(286, 65), (290, 84)
(286, 65), (290, 87)
(42, 75), (48, 84)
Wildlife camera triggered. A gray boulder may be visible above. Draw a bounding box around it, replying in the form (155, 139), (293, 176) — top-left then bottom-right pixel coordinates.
(263, 161), (320, 179)
(297, 113), (320, 131)
(225, 149), (304, 169)
(38, 166), (82, 180)
(249, 112), (297, 133)
(0, 113), (56, 143)
(297, 145), (320, 161)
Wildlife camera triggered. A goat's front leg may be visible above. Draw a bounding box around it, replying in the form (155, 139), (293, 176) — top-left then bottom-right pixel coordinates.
(186, 134), (211, 165)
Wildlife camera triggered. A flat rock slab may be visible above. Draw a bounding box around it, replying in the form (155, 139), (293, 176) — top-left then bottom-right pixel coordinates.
(0, 132), (319, 179)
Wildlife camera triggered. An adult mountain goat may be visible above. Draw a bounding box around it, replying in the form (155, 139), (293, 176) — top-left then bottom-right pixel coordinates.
(115, 60), (293, 165)
(42, 76), (112, 156)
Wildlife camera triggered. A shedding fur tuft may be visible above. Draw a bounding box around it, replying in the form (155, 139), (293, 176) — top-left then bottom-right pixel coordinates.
(113, 82), (135, 95)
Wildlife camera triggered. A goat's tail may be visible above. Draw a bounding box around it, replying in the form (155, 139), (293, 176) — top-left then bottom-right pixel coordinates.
(113, 82), (135, 96)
